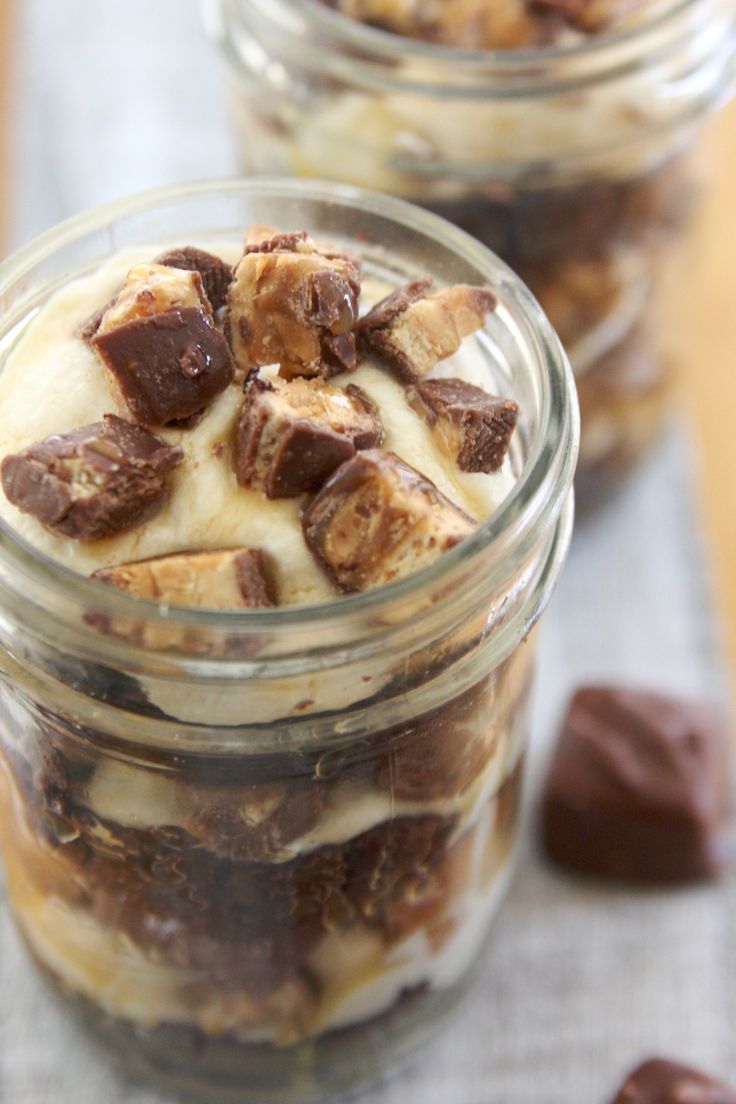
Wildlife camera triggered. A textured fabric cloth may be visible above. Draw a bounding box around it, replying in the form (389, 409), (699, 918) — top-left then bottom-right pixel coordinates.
(1, 3), (733, 1101)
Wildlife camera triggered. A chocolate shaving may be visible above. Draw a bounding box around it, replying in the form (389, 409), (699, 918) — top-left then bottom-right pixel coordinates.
(0, 415), (183, 540)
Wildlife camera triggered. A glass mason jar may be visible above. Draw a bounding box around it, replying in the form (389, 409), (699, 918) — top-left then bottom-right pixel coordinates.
(0, 180), (577, 1102)
(205, 0), (736, 505)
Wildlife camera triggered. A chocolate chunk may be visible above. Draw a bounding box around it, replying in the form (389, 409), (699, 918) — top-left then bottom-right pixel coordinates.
(78, 299), (114, 343)
(609, 1058), (736, 1103)
(92, 547), (276, 609)
(227, 232), (360, 381)
(92, 263), (234, 425)
(244, 227), (363, 277)
(154, 246), (233, 313)
(302, 448), (478, 592)
(1, 415), (183, 540)
(358, 279), (496, 381)
(541, 685), (731, 884)
(408, 378), (519, 473)
(234, 375), (382, 498)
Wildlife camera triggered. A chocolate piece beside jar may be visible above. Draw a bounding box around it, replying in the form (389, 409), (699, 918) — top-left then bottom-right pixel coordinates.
(408, 378), (519, 473)
(92, 262), (235, 425)
(303, 448), (478, 592)
(609, 1057), (736, 1104)
(358, 279), (497, 382)
(234, 375), (383, 497)
(0, 415), (183, 540)
(541, 685), (731, 884)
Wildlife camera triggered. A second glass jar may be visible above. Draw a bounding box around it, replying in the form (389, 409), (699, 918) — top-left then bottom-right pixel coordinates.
(207, 0), (736, 503)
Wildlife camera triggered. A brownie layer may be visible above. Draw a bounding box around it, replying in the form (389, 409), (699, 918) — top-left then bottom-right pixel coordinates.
(0, 735), (523, 1041)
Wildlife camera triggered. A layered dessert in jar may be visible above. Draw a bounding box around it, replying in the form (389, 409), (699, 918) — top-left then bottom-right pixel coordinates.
(0, 183), (576, 1101)
(208, 0), (736, 501)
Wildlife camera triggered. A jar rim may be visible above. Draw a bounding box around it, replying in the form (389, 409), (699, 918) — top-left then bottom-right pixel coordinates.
(248, 0), (693, 64)
(0, 178), (578, 643)
(207, 0), (735, 99)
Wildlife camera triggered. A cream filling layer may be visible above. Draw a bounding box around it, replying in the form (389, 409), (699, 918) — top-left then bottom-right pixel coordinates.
(82, 716), (523, 855)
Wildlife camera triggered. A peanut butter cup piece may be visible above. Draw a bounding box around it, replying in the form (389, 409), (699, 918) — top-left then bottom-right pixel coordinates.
(235, 375), (382, 498)
(408, 378), (519, 473)
(92, 262), (235, 426)
(358, 279), (496, 382)
(154, 246), (233, 312)
(541, 685), (731, 884)
(302, 448), (478, 592)
(227, 232), (360, 382)
(609, 1058), (736, 1103)
(93, 547), (276, 609)
(1, 415), (183, 540)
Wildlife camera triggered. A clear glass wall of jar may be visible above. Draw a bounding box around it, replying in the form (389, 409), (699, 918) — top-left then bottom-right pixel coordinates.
(206, 0), (736, 505)
(0, 181), (577, 1102)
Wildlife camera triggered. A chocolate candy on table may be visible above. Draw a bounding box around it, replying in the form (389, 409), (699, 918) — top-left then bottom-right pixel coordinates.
(541, 685), (731, 884)
(0, 415), (183, 541)
(234, 375), (382, 498)
(302, 448), (478, 592)
(408, 377), (519, 473)
(358, 278), (497, 382)
(609, 1057), (736, 1103)
(92, 262), (235, 426)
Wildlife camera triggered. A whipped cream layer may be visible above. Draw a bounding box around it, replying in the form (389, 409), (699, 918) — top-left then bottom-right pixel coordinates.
(0, 245), (515, 608)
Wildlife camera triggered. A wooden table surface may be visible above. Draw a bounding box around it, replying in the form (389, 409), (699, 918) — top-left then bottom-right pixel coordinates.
(676, 101), (736, 691)
(0, 0), (732, 689)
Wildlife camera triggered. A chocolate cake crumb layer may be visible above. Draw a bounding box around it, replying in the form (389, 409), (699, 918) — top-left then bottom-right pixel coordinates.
(408, 378), (518, 473)
(0, 415), (183, 541)
(303, 449), (478, 592)
(358, 281), (496, 382)
(541, 685), (731, 884)
(235, 376), (383, 498)
(609, 1058), (736, 1104)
